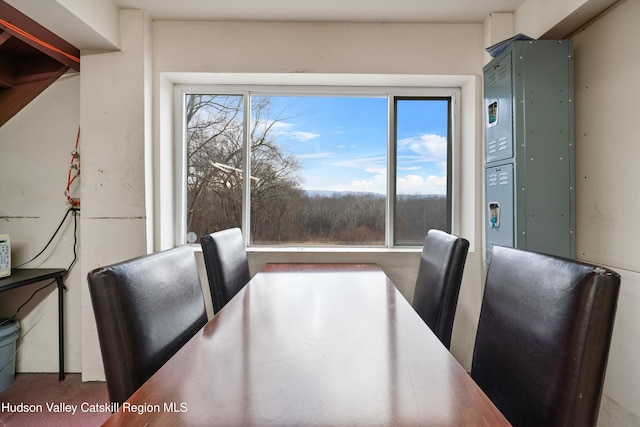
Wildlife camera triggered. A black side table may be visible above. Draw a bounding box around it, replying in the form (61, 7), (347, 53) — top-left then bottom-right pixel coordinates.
(0, 268), (67, 380)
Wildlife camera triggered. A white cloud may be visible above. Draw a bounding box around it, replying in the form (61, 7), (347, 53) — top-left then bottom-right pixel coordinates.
(297, 152), (334, 159)
(397, 174), (446, 195)
(398, 133), (447, 160)
(290, 131), (320, 142)
(256, 120), (293, 134)
(331, 156), (386, 170)
(254, 120), (320, 142)
(334, 172), (387, 195)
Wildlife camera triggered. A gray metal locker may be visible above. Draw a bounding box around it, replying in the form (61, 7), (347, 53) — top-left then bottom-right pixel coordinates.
(484, 40), (575, 264)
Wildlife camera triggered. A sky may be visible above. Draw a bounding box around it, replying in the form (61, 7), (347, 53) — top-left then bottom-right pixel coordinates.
(253, 95), (449, 196)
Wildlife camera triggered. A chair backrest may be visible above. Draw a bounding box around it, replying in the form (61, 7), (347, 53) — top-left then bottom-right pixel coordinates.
(87, 245), (208, 404)
(471, 245), (620, 427)
(200, 227), (251, 314)
(412, 229), (469, 349)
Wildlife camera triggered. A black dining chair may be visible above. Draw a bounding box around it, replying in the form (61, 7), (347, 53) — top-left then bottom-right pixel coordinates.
(200, 227), (251, 314)
(412, 229), (469, 349)
(87, 245), (208, 404)
(471, 245), (620, 427)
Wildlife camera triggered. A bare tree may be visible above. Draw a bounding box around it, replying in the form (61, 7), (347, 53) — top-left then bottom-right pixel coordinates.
(186, 94), (301, 240)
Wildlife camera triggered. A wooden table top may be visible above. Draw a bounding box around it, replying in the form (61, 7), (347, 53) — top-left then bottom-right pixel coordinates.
(105, 263), (510, 426)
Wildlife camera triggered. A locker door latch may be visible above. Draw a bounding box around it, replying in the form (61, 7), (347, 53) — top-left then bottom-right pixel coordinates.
(489, 202), (500, 229)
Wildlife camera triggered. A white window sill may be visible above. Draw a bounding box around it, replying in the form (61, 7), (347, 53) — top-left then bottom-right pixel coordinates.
(190, 244), (422, 254)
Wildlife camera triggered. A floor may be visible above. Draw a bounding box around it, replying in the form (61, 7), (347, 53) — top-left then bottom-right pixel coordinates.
(0, 373), (111, 426)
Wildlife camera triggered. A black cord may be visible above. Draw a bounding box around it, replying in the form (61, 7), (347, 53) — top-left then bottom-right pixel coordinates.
(0, 279), (56, 327)
(15, 207), (80, 269)
(66, 209), (79, 273)
(2, 208), (80, 326)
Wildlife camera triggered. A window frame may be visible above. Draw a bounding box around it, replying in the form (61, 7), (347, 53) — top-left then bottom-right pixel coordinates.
(393, 96), (453, 246)
(175, 84), (461, 249)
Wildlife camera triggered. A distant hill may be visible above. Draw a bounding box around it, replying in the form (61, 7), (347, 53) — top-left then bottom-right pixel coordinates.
(396, 194), (445, 200)
(304, 190), (383, 198)
(304, 190), (444, 199)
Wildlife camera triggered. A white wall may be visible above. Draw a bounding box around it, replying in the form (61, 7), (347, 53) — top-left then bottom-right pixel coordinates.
(153, 21), (483, 75)
(79, 10), (152, 381)
(570, 1), (640, 424)
(0, 73), (82, 373)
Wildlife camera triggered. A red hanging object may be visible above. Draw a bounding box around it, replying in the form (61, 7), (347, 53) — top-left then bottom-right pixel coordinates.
(65, 127), (80, 207)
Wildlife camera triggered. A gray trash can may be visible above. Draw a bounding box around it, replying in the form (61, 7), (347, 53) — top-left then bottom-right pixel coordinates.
(0, 319), (20, 392)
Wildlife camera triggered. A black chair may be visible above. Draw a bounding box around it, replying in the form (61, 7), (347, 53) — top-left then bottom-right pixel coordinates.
(412, 229), (469, 349)
(87, 245), (207, 404)
(471, 245), (620, 427)
(200, 227), (251, 314)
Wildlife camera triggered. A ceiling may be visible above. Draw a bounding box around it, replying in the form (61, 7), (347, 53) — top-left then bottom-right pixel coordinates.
(2, 0), (528, 127)
(111, 0), (528, 23)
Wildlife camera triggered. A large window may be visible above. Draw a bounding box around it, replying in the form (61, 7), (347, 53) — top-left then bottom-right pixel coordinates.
(181, 87), (455, 247)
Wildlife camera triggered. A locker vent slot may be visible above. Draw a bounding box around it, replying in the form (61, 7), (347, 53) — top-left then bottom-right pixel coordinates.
(487, 169), (511, 187)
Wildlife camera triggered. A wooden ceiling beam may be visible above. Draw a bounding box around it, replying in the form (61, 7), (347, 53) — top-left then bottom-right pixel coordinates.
(0, 64), (68, 126)
(0, 29), (11, 46)
(0, 56), (13, 88)
(0, 1), (80, 71)
(0, 0), (79, 126)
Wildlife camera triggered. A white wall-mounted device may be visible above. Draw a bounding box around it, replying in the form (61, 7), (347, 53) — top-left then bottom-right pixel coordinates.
(0, 234), (10, 278)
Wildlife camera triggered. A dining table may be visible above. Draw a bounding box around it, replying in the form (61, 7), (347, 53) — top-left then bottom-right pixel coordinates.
(104, 263), (510, 426)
